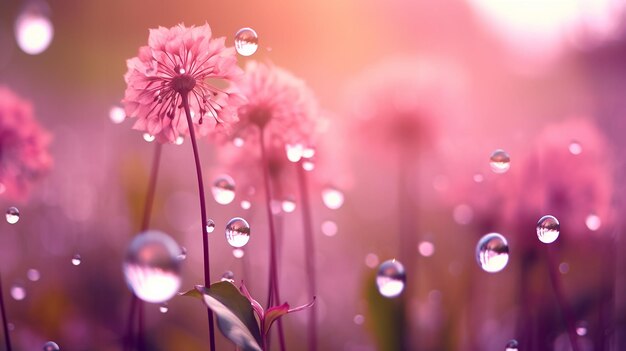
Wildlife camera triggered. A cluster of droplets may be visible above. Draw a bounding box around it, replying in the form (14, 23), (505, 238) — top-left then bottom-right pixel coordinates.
(375, 259), (406, 298)
(475, 233), (509, 273)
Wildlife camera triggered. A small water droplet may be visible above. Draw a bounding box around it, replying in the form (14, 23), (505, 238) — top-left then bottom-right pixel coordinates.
(5, 207), (19, 224)
(302, 160), (315, 171)
(220, 270), (235, 283)
(585, 214), (601, 231)
(505, 339), (519, 351)
(302, 147), (315, 159)
(27, 269), (40, 282)
(353, 314), (365, 325)
(206, 219), (216, 233)
(365, 253), (379, 268)
(376, 259), (406, 298)
(559, 262), (570, 274)
(212, 175), (236, 205)
(418, 241), (435, 257)
(240, 200), (251, 210)
(143, 133), (155, 142)
(476, 233), (509, 273)
(576, 321), (588, 336)
(10, 285), (25, 301)
(225, 217), (251, 248)
(232, 248), (245, 258)
(321, 220), (338, 237)
(285, 143), (304, 162)
(177, 246), (187, 261)
(489, 149), (510, 174)
(42, 341), (60, 351)
(109, 106), (125, 124)
(473, 173), (484, 183)
(322, 187), (344, 210)
(71, 254), (81, 266)
(536, 215), (560, 244)
(234, 27), (258, 56)
(123, 230), (182, 303)
(233, 137), (244, 147)
(175, 136), (184, 145)
(282, 198), (296, 213)
(159, 303), (169, 313)
(15, 8), (54, 55)
(569, 141), (582, 155)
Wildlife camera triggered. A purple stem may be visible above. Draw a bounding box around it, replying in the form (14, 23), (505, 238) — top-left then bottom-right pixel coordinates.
(546, 245), (581, 351)
(296, 161), (317, 351)
(123, 295), (137, 351)
(0, 274), (12, 351)
(258, 127), (286, 351)
(181, 92), (216, 351)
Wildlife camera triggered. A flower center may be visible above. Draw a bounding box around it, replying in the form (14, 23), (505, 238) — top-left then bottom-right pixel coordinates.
(170, 74), (196, 94)
(248, 107), (272, 128)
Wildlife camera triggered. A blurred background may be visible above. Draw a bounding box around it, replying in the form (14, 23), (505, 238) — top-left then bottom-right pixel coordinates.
(1, 0), (626, 350)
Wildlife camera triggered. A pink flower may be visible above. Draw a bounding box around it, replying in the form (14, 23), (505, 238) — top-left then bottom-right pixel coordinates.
(0, 86), (52, 201)
(123, 23), (245, 143)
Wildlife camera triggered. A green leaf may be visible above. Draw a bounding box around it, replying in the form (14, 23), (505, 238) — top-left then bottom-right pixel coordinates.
(183, 282), (263, 351)
(263, 303), (289, 336)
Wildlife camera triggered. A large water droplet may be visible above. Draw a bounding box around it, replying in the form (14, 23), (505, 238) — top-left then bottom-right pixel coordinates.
(109, 106), (125, 124)
(27, 269), (40, 282)
(234, 27), (258, 56)
(123, 230), (182, 303)
(282, 198), (296, 213)
(71, 254), (82, 266)
(5, 207), (19, 224)
(15, 8), (53, 55)
(221, 270), (235, 283)
(489, 149), (510, 174)
(10, 284), (25, 300)
(212, 175), (236, 205)
(322, 187), (344, 210)
(159, 303), (169, 314)
(476, 233), (509, 273)
(376, 259), (406, 298)
(42, 341), (60, 351)
(206, 219), (216, 233)
(285, 143), (304, 163)
(505, 339), (519, 351)
(225, 217), (251, 248)
(536, 215), (560, 244)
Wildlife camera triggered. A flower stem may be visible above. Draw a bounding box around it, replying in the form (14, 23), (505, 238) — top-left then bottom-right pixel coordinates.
(258, 127), (286, 351)
(0, 274), (12, 351)
(296, 162), (317, 351)
(546, 245), (581, 351)
(181, 92), (216, 351)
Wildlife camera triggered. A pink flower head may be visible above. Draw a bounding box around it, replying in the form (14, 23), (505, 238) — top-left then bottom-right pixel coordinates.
(123, 23), (245, 143)
(0, 86), (52, 201)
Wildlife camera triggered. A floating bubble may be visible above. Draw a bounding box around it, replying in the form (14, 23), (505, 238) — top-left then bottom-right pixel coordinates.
(585, 214), (601, 231)
(225, 217), (250, 248)
(143, 133), (155, 142)
(505, 339), (519, 351)
(418, 241), (435, 257)
(220, 270), (235, 283)
(569, 141), (582, 155)
(71, 254), (81, 266)
(109, 106), (125, 124)
(321, 220), (338, 237)
(212, 175), (236, 205)
(285, 143), (304, 163)
(159, 303), (168, 314)
(282, 198), (296, 213)
(206, 219), (215, 233)
(123, 230), (182, 304)
(232, 248), (245, 258)
(42, 341), (60, 351)
(476, 233), (509, 273)
(27, 269), (40, 282)
(10, 285), (25, 301)
(536, 215), (560, 244)
(489, 149), (511, 174)
(376, 259), (406, 298)
(322, 187), (344, 210)
(234, 27), (258, 56)
(15, 8), (53, 55)
(5, 207), (19, 224)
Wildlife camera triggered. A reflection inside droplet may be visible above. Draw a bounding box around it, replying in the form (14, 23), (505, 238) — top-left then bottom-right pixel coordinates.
(212, 175), (236, 205)
(234, 27), (259, 56)
(475, 233), (509, 273)
(536, 215), (560, 244)
(225, 217), (251, 248)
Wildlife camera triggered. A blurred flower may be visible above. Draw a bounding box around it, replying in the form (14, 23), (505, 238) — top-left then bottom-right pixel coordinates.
(0, 86), (52, 201)
(123, 23), (245, 143)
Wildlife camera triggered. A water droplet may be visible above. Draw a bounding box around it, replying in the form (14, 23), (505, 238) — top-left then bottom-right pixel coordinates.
(353, 314), (365, 325)
(569, 141), (582, 155)
(175, 136), (184, 146)
(473, 173), (484, 183)
(282, 198), (296, 213)
(322, 187), (344, 210)
(10, 285), (25, 301)
(302, 160), (315, 171)
(453, 204), (473, 225)
(321, 220), (338, 237)
(71, 254), (81, 266)
(559, 262), (570, 274)
(109, 106), (125, 124)
(418, 241), (435, 257)
(365, 253), (379, 268)
(15, 8), (53, 55)
(476, 233), (509, 273)
(536, 215), (560, 244)
(27, 269), (40, 282)
(123, 230), (182, 303)
(240, 200), (251, 210)
(225, 217), (251, 248)
(206, 219), (216, 233)
(42, 341), (60, 351)
(159, 303), (168, 314)
(233, 137), (244, 147)
(220, 270), (235, 283)
(212, 175), (236, 205)
(234, 27), (258, 56)
(177, 246), (187, 261)
(489, 149), (511, 174)
(576, 321), (588, 336)
(285, 143), (304, 162)
(376, 259), (406, 298)
(505, 339), (519, 351)
(5, 207), (19, 224)
(143, 133), (155, 142)
(232, 248), (245, 258)
(302, 147), (315, 159)
(585, 214), (601, 231)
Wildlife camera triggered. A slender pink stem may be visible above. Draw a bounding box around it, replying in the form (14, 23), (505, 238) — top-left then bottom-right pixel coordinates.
(181, 92), (216, 351)
(258, 127), (286, 351)
(296, 162), (317, 351)
(0, 274), (12, 351)
(123, 294), (137, 351)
